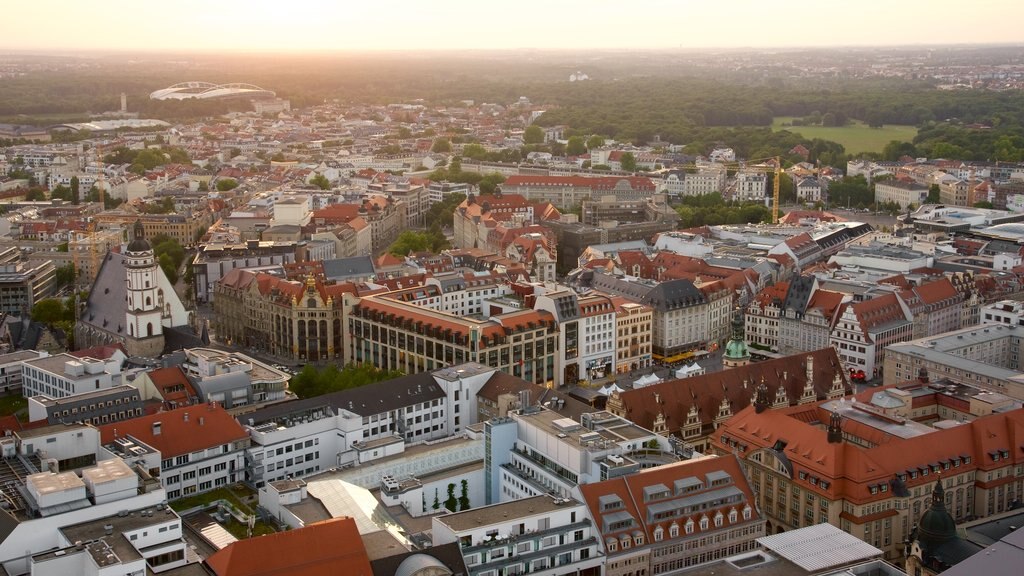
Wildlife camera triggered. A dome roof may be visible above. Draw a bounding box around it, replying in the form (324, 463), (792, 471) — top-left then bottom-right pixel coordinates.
(725, 338), (749, 359)
(918, 479), (957, 553)
(127, 220), (152, 253)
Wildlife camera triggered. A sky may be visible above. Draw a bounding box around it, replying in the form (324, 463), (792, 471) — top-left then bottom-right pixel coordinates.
(3, 0), (1022, 53)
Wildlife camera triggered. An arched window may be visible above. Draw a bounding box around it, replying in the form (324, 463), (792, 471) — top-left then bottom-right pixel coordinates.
(729, 509), (738, 523)
(129, 324), (134, 336)
(146, 297), (152, 307)
(147, 323), (154, 337)
(714, 512), (724, 527)
(654, 527), (664, 542)
(671, 522), (681, 538)
(699, 516), (709, 531)
(743, 505), (752, 520)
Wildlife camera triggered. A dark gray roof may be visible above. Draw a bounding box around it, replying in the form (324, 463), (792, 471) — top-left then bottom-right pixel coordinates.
(945, 522), (1024, 576)
(81, 253), (128, 336)
(783, 275), (816, 316)
(641, 279), (705, 312)
(370, 542), (467, 576)
(322, 256), (375, 281)
(240, 371), (445, 425)
(587, 271), (655, 301)
(815, 223), (874, 251)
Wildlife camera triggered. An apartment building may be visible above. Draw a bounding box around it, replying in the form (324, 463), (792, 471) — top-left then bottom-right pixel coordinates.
(98, 404), (249, 500)
(432, 495), (604, 576)
(0, 349), (47, 393)
(683, 168), (727, 196)
(501, 175), (656, 205)
(883, 324), (1024, 399)
(830, 293), (913, 379)
(581, 456), (765, 576)
(181, 348), (289, 406)
(611, 297), (653, 374)
(875, 180), (928, 210)
(0, 259), (57, 316)
(21, 354), (119, 399)
(734, 171), (768, 203)
(588, 271), (731, 361)
(27, 384), (143, 426)
(191, 240), (298, 303)
(485, 407), (674, 504)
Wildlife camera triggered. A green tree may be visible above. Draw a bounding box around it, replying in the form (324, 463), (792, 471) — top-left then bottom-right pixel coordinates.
(388, 230), (449, 256)
(478, 173), (505, 195)
(270, 152), (286, 162)
(55, 264), (76, 289)
(444, 483), (458, 513)
(974, 200), (994, 209)
(619, 152), (637, 172)
(523, 125), (544, 145)
(50, 184), (73, 201)
(927, 184), (941, 204)
(432, 138), (452, 153)
(586, 135), (605, 150)
(458, 479), (470, 511)
(882, 140), (917, 161)
(31, 299), (69, 324)
(24, 187), (46, 201)
(461, 143), (487, 160)
(566, 136), (587, 156)
(309, 174), (330, 190)
(216, 178), (238, 191)
(70, 176), (80, 205)
(432, 489), (440, 511)
(198, 180), (209, 192)
(288, 363), (405, 399)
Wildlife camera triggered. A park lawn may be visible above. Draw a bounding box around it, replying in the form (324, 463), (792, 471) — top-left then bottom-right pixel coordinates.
(772, 117), (918, 155)
(0, 394), (27, 417)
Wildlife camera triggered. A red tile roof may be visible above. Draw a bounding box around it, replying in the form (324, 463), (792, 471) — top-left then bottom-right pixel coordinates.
(614, 347), (848, 437)
(206, 517), (372, 576)
(97, 404), (248, 458)
(581, 456), (759, 546)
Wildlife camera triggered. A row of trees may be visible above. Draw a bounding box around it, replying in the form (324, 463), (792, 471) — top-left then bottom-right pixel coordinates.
(289, 363), (405, 398)
(673, 193), (774, 228)
(387, 228), (449, 256)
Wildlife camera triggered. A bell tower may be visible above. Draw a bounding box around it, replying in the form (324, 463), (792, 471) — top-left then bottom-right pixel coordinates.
(125, 220), (163, 344)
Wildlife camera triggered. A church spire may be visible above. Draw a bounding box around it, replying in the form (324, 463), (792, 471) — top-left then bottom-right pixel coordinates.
(753, 377), (769, 413)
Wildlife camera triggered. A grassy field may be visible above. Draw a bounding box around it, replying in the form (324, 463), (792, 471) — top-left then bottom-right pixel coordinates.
(0, 395), (27, 418)
(772, 117), (918, 154)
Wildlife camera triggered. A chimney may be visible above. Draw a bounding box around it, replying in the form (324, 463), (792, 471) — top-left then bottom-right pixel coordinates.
(806, 356), (814, 381)
(199, 417), (205, 426)
(519, 389), (530, 410)
(104, 524), (113, 536)
(152, 422), (162, 436)
(183, 412), (189, 422)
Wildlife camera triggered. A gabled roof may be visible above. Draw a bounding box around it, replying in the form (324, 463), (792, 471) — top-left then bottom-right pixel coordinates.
(97, 404), (248, 458)
(615, 347), (848, 435)
(581, 456), (758, 546)
(206, 517), (372, 576)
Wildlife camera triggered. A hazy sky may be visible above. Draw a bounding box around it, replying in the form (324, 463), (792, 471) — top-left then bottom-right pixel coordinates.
(4, 0), (1022, 53)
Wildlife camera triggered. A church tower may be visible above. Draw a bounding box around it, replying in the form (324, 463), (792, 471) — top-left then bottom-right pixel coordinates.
(125, 220), (164, 352)
(723, 307), (751, 369)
